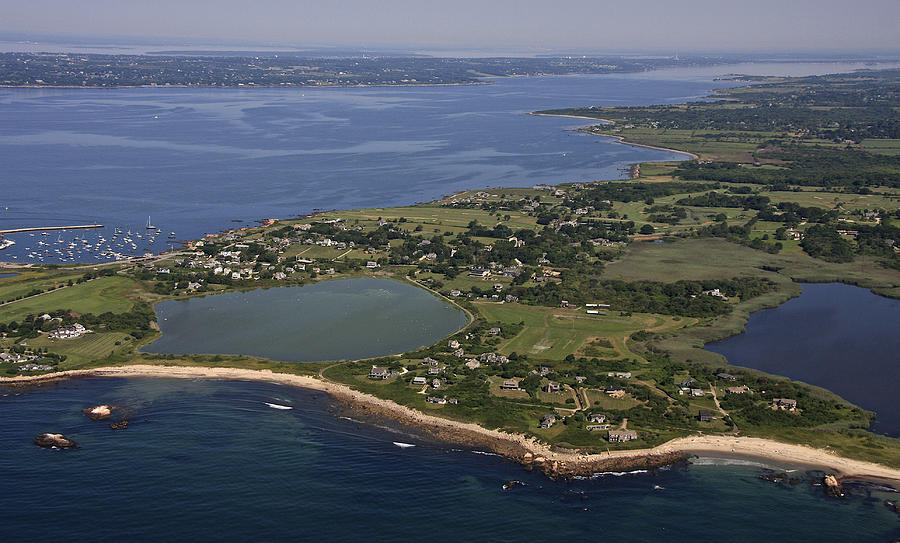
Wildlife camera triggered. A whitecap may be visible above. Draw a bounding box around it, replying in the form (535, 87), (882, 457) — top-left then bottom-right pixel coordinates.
(471, 451), (502, 457)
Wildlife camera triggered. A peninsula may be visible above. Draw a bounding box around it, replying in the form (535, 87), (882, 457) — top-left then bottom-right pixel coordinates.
(1, 69), (899, 482)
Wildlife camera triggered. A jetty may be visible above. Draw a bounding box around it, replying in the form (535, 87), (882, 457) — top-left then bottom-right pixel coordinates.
(0, 224), (103, 234)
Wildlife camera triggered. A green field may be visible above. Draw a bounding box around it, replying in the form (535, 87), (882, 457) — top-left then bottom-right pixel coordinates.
(582, 388), (642, 409)
(604, 237), (900, 293)
(0, 269), (86, 303)
(22, 331), (136, 365)
(474, 302), (690, 361)
(0, 276), (141, 322)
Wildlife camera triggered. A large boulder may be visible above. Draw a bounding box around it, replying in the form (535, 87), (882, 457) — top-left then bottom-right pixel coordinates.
(82, 405), (112, 421)
(34, 433), (77, 449)
(823, 474), (844, 497)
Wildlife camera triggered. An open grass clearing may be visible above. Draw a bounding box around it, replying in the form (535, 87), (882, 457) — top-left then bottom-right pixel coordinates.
(474, 302), (690, 361)
(0, 276), (141, 322)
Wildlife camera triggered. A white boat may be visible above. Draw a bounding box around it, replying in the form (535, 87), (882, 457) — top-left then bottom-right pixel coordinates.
(264, 402), (293, 410)
(0, 238), (15, 250)
(392, 442), (416, 448)
(146, 216), (155, 229)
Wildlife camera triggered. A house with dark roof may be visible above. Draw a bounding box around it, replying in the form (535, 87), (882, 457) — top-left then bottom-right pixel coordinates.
(543, 381), (561, 393)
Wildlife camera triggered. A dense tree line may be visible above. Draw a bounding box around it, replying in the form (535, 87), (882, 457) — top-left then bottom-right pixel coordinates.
(677, 192), (771, 210)
(506, 275), (773, 317)
(676, 148), (900, 188)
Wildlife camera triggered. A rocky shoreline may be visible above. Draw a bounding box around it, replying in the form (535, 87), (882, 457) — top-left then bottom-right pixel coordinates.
(3, 365), (900, 486)
(333, 393), (689, 478)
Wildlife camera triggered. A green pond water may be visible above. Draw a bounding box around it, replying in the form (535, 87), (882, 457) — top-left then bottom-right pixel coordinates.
(142, 278), (467, 362)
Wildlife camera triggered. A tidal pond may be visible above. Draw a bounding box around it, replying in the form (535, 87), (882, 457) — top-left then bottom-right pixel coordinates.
(707, 283), (900, 436)
(143, 278), (467, 362)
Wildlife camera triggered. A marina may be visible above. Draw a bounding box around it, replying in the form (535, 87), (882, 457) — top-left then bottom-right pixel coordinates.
(0, 222), (177, 263)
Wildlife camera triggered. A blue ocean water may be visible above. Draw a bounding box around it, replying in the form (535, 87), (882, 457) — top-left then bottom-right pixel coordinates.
(708, 283), (900, 437)
(1, 70), (722, 263)
(1, 377), (897, 542)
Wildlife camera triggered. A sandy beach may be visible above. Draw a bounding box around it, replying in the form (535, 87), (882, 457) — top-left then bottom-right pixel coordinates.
(3, 364), (898, 485)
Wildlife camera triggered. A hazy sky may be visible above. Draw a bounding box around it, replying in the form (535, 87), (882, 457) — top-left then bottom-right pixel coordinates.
(2, 0), (899, 53)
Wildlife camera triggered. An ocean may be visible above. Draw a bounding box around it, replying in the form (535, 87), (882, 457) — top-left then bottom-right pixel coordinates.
(1, 377), (897, 542)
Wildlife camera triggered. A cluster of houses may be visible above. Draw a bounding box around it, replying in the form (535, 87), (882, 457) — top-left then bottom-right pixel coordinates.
(0, 351), (37, 364)
(18, 363), (54, 371)
(538, 410), (635, 442)
(48, 323), (91, 340)
(1, 351), (52, 372)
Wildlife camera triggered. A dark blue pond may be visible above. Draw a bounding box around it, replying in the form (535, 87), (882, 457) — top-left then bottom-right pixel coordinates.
(708, 283), (900, 436)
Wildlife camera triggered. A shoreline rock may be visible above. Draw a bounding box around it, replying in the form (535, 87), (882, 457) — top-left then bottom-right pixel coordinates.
(332, 396), (689, 478)
(823, 474), (845, 497)
(34, 433), (76, 449)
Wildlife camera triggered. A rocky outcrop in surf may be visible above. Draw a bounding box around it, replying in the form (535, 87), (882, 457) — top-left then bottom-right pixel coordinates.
(34, 433), (76, 448)
(823, 474), (845, 497)
(524, 451), (689, 479)
(82, 405), (112, 420)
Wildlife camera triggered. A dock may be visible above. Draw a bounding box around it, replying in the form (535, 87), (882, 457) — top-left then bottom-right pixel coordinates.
(0, 224), (103, 234)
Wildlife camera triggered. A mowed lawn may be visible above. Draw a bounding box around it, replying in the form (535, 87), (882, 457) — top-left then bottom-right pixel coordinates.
(0, 276), (141, 322)
(0, 270), (85, 302)
(25, 331), (135, 366)
(474, 302), (687, 361)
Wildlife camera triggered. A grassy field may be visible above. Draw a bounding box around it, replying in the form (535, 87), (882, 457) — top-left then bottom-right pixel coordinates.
(0, 276), (142, 322)
(604, 237), (900, 294)
(0, 269), (86, 303)
(317, 202), (542, 235)
(474, 302), (692, 361)
(20, 331), (136, 365)
(582, 388), (642, 409)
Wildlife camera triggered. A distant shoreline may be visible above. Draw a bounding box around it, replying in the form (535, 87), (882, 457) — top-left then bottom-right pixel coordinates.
(0, 81), (488, 90)
(4, 364), (898, 487)
(529, 112), (700, 160)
